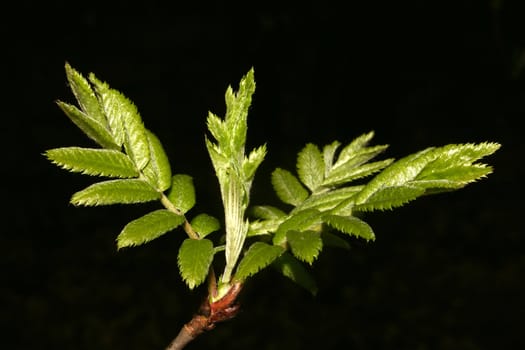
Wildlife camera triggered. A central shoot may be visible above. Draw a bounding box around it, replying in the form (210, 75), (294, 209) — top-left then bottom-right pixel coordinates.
(205, 68), (266, 286)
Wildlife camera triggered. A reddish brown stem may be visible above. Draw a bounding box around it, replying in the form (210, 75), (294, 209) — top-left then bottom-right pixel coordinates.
(165, 281), (243, 350)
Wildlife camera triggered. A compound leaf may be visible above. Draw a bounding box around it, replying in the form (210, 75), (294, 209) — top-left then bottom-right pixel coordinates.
(71, 179), (159, 206)
(117, 209), (185, 249)
(190, 213), (221, 238)
(234, 242), (284, 281)
(272, 252), (318, 295)
(324, 214), (375, 241)
(287, 230), (323, 264)
(297, 143), (325, 192)
(167, 174), (196, 214)
(178, 238), (214, 289)
(45, 147), (138, 178)
(56, 101), (119, 150)
(272, 168), (309, 206)
(142, 130), (172, 191)
(354, 143), (501, 206)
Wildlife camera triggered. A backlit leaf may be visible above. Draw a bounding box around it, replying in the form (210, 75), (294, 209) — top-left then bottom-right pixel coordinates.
(353, 185), (425, 212)
(45, 147), (138, 178)
(297, 143), (325, 192)
(167, 174), (196, 213)
(250, 205), (287, 220)
(324, 214), (375, 241)
(178, 238), (214, 289)
(271, 168), (309, 206)
(234, 242), (284, 281)
(117, 209), (184, 249)
(142, 130), (172, 191)
(64, 63), (106, 124)
(273, 209), (322, 246)
(190, 213), (220, 238)
(287, 230), (322, 264)
(71, 179), (159, 206)
(56, 102), (119, 150)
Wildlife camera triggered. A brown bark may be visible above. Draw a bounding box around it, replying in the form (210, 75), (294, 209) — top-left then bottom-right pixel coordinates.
(165, 281), (243, 350)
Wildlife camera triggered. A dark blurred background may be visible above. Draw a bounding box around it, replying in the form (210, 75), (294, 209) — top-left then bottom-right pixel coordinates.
(3, 0), (523, 349)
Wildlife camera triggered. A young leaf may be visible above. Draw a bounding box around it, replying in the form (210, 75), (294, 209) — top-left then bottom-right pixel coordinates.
(250, 205), (287, 220)
(190, 214), (221, 238)
(286, 230), (323, 264)
(45, 147), (138, 178)
(178, 238), (214, 289)
(323, 158), (393, 187)
(297, 143), (325, 192)
(64, 63), (106, 124)
(243, 144), (267, 181)
(117, 209), (185, 249)
(352, 185), (425, 212)
(298, 186), (363, 212)
(333, 131), (376, 167)
(56, 101), (119, 150)
(247, 219), (282, 237)
(90, 77), (150, 169)
(167, 174), (196, 214)
(271, 168), (309, 206)
(354, 143), (501, 206)
(322, 141), (341, 176)
(234, 242), (284, 281)
(272, 252), (318, 295)
(273, 209), (322, 246)
(88, 74), (125, 146)
(324, 214), (375, 241)
(71, 179), (160, 206)
(142, 130), (172, 191)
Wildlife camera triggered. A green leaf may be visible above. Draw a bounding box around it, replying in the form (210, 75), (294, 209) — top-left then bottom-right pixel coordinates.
(322, 141), (341, 176)
(56, 101), (119, 150)
(334, 131), (376, 167)
(64, 63), (106, 124)
(324, 215), (375, 241)
(90, 76), (150, 169)
(272, 252), (318, 295)
(287, 230), (323, 264)
(243, 144), (267, 181)
(142, 130), (172, 191)
(223, 68), (255, 155)
(271, 168), (309, 206)
(167, 174), (196, 213)
(178, 238), (214, 289)
(354, 142), (500, 206)
(190, 214), (220, 238)
(250, 205), (287, 220)
(71, 179), (159, 206)
(323, 158), (393, 187)
(234, 242), (284, 281)
(298, 186), (363, 212)
(352, 185), (425, 212)
(45, 147), (138, 178)
(88, 74), (125, 146)
(273, 209), (322, 246)
(117, 209), (185, 249)
(247, 219), (282, 237)
(297, 143), (325, 192)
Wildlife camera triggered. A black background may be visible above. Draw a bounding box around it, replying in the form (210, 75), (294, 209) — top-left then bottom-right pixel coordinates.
(4, 1), (524, 349)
